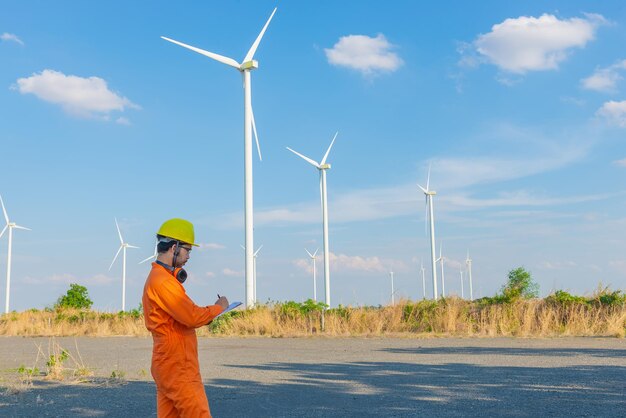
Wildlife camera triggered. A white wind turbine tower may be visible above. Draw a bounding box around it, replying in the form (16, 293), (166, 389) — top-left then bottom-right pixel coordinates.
(389, 269), (395, 306)
(305, 248), (319, 301)
(0, 195), (31, 314)
(109, 218), (139, 312)
(287, 132), (338, 308)
(162, 7), (277, 309)
(436, 242), (446, 298)
(460, 268), (464, 299)
(418, 167), (438, 300)
(420, 259), (426, 300)
(240, 244), (263, 305)
(466, 250), (474, 300)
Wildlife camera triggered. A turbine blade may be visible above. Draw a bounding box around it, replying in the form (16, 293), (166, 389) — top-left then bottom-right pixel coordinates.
(0, 225), (6, 239)
(426, 164), (431, 191)
(240, 244), (245, 251)
(139, 243), (158, 264)
(313, 248), (319, 257)
(286, 147), (320, 168)
(251, 107), (262, 161)
(321, 132), (338, 165)
(161, 36), (241, 69)
(0, 195), (9, 224)
(243, 7), (277, 63)
(254, 245), (263, 256)
(115, 218), (124, 244)
(13, 225), (31, 231)
(139, 254), (156, 264)
(305, 248), (313, 258)
(127, 245), (140, 249)
(109, 246), (123, 271)
(417, 184), (427, 194)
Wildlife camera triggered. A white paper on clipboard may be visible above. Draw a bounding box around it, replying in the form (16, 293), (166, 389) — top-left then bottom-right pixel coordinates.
(212, 302), (243, 321)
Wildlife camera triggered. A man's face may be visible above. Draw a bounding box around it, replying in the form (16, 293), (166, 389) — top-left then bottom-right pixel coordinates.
(174, 244), (192, 267)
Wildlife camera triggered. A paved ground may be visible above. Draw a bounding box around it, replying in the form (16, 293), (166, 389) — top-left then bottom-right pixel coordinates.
(0, 336), (624, 417)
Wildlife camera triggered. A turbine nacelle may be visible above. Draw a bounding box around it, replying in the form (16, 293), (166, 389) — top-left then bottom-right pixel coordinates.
(240, 60), (259, 71)
(319, 163), (331, 170)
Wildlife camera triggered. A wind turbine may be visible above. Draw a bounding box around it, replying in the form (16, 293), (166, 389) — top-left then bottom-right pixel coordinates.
(305, 248), (319, 301)
(162, 7), (277, 309)
(460, 268), (464, 299)
(418, 166), (438, 300)
(109, 218), (139, 312)
(420, 259), (426, 300)
(287, 132), (338, 308)
(436, 242), (446, 298)
(389, 269), (395, 306)
(466, 250), (474, 300)
(0, 195), (31, 314)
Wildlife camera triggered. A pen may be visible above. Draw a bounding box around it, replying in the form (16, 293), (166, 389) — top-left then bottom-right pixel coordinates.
(217, 294), (221, 299)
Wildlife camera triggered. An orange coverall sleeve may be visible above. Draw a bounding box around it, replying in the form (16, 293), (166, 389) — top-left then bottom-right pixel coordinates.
(154, 278), (223, 328)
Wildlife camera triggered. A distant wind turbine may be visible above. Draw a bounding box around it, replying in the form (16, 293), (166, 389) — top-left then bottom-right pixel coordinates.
(162, 7), (277, 309)
(460, 268), (464, 299)
(418, 166), (438, 300)
(420, 259), (426, 300)
(305, 248), (319, 301)
(436, 242), (446, 298)
(287, 132), (339, 308)
(0, 195), (31, 314)
(389, 269), (395, 306)
(466, 250), (474, 300)
(109, 218), (139, 312)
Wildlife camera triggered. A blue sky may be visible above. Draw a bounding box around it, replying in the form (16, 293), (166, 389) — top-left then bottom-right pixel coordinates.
(1, 0), (625, 311)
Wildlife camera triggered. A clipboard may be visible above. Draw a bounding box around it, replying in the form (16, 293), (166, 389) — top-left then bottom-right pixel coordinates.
(212, 302), (243, 321)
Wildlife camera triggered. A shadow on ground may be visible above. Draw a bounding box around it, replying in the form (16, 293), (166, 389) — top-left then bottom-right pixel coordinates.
(380, 345), (626, 359)
(1, 347), (624, 417)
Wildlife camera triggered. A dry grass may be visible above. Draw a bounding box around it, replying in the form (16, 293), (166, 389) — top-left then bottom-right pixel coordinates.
(1, 298), (624, 338)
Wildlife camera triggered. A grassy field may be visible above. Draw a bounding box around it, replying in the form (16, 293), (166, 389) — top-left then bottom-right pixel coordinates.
(1, 293), (624, 338)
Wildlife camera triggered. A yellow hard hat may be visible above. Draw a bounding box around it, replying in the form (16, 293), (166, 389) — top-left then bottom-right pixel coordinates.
(157, 218), (198, 246)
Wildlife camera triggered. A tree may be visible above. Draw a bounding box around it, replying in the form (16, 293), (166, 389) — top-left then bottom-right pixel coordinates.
(55, 283), (93, 310)
(500, 267), (539, 301)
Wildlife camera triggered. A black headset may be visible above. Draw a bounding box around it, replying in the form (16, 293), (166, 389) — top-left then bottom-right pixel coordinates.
(156, 241), (188, 283)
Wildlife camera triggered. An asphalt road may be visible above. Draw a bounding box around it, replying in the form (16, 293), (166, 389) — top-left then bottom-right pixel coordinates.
(0, 336), (624, 417)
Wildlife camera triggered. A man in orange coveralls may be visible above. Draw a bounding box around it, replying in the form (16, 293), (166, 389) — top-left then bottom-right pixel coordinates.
(143, 218), (229, 418)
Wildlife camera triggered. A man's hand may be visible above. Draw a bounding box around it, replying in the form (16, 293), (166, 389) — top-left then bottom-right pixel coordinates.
(215, 296), (229, 310)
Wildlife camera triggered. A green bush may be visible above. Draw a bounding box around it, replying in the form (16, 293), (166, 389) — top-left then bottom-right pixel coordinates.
(55, 283), (93, 310)
(594, 288), (626, 306)
(498, 267), (539, 303)
(545, 290), (589, 306)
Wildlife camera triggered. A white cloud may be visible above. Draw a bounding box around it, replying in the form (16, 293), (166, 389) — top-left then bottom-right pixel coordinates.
(614, 158), (626, 167)
(581, 60), (626, 92)
(1, 32), (24, 45)
(198, 242), (226, 250)
(222, 268), (242, 277)
(596, 100), (626, 127)
(115, 117), (131, 125)
(206, 271), (216, 278)
(325, 34), (403, 76)
(472, 13), (605, 74)
(294, 252), (406, 274)
(14, 69), (139, 119)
